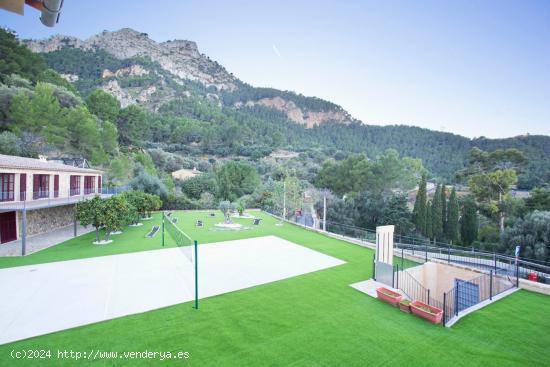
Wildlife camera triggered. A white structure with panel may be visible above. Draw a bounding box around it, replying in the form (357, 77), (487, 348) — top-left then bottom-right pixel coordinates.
(374, 225), (395, 286)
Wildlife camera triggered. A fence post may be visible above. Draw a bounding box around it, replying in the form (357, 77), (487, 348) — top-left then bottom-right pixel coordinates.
(425, 242), (428, 262)
(396, 264), (399, 289)
(392, 265), (395, 288)
(427, 289), (430, 305)
(401, 247), (404, 270)
(448, 245), (451, 263)
(494, 252), (497, 272)
(443, 292), (446, 327)
(455, 282), (459, 316)
(516, 260), (519, 288)
(489, 270), (493, 300)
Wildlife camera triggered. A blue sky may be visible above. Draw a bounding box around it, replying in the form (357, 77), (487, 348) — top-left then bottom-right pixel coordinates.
(1, 0), (549, 138)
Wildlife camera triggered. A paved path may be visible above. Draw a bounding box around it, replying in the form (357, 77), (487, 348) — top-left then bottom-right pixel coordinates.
(350, 279), (406, 299)
(0, 236), (345, 345)
(0, 224), (94, 257)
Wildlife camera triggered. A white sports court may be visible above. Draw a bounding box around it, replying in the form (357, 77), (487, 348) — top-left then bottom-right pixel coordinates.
(0, 236), (345, 344)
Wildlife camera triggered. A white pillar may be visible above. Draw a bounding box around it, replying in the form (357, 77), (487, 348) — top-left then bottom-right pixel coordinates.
(376, 225), (395, 265)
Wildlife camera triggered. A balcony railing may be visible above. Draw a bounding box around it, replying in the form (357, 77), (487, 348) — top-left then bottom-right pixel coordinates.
(0, 187), (127, 210)
(0, 191), (15, 202)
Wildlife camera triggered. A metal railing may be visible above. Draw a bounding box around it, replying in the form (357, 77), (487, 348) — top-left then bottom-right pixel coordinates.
(0, 187), (127, 210)
(322, 220), (550, 285)
(443, 268), (516, 325)
(395, 265), (429, 303)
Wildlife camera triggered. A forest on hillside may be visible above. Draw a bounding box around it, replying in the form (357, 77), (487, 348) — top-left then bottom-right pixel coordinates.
(1, 28), (550, 263)
(36, 40), (550, 186)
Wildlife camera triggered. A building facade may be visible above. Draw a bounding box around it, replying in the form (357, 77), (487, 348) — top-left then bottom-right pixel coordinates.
(0, 154), (104, 251)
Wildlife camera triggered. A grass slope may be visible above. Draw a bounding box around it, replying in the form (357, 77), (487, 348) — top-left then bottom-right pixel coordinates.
(0, 210), (548, 366)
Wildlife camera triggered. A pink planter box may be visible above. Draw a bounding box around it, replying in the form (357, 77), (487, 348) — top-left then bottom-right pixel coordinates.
(376, 287), (404, 306)
(410, 300), (443, 324)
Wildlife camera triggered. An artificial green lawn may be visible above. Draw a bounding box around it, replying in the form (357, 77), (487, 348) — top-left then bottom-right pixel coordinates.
(0, 212), (167, 269)
(0, 210), (549, 366)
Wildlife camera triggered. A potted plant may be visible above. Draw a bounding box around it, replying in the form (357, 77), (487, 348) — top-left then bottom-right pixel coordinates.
(399, 299), (411, 313)
(410, 300), (443, 324)
(376, 287), (404, 306)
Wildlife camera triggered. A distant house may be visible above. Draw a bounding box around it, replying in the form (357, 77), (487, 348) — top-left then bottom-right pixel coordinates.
(171, 167), (201, 181)
(0, 154), (105, 253)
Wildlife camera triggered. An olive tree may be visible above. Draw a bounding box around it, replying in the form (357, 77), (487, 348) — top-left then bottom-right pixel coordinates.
(219, 201), (234, 223)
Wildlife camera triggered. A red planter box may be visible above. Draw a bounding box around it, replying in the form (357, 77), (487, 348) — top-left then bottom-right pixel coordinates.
(410, 300), (443, 324)
(376, 287), (404, 306)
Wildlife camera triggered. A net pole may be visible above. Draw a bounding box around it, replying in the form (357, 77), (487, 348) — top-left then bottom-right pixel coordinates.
(161, 212), (165, 247)
(194, 240), (199, 310)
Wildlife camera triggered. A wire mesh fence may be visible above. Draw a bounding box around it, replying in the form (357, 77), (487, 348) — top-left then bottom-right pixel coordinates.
(163, 211), (194, 263)
(162, 211), (199, 309)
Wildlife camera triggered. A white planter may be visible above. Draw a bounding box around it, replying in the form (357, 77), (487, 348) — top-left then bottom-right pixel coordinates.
(231, 213), (255, 219)
(214, 222), (244, 229)
(93, 240), (113, 245)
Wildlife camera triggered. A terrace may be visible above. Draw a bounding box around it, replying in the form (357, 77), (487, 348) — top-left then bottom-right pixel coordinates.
(0, 187), (121, 211)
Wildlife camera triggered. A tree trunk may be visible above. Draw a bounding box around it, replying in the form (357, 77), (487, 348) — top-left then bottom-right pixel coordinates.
(95, 227), (100, 243)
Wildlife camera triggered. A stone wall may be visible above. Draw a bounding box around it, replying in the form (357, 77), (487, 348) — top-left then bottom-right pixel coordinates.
(19, 205), (75, 237)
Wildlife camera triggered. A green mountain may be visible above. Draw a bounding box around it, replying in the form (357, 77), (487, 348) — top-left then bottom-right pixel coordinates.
(2, 27), (549, 187)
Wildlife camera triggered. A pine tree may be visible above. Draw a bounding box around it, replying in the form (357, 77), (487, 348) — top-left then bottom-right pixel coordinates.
(432, 184), (443, 241)
(441, 184), (447, 238)
(426, 200), (433, 239)
(460, 198), (478, 246)
(446, 188), (459, 244)
(412, 174), (427, 235)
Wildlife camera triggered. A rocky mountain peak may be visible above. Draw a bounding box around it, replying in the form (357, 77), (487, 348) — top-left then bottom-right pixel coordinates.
(25, 27), (355, 127)
(24, 28), (238, 91)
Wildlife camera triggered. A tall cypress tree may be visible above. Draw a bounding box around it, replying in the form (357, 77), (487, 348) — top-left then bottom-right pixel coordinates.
(460, 197), (478, 246)
(432, 184), (443, 241)
(426, 200), (433, 239)
(441, 184), (447, 238)
(412, 174), (427, 235)
(446, 188), (459, 244)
